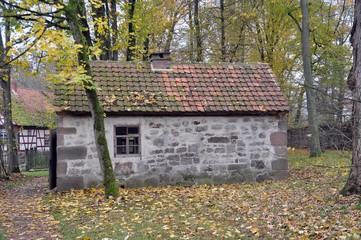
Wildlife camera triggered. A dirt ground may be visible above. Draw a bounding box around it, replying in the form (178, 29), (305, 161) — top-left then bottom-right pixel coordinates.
(0, 175), (62, 240)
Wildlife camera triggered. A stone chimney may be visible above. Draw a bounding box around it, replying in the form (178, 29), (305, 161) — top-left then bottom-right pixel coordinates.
(150, 52), (172, 71)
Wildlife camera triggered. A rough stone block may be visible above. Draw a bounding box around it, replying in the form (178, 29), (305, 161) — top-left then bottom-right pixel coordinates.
(169, 161), (180, 166)
(153, 138), (164, 147)
(278, 117), (288, 132)
(237, 140), (246, 147)
(144, 178), (160, 186)
(181, 158), (192, 165)
(115, 162), (134, 177)
(185, 128), (192, 133)
(250, 153), (261, 160)
(271, 170), (289, 180)
(188, 144), (199, 153)
(259, 133), (266, 138)
(212, 124), (223, 130)
(176, 147), (187, 153)
(171, 129), (180, 136)
(271, 158), (288, 170)
(227, 164), (247, 171)
(160, 174), (171, 182)
(57, 146), (87, 161)
(165, 148), (175, 154)
(125, 177), (144, 188)
(193, 158), (200, 164)
(251, 160), (265, 169)
(256, 173), (272, 181)
(57, 176), (84, 191)
(196, 126), (208, 132)
(57, 162), (67, 175)
(270, 132), (287, 147)
(57, 116), (64, 127)
(215, 148), (226, 154)
(167, 155), (180, 161)
(225, 125), (236, 131)
(208, 137), (230, 143)
(57, 127), (76, 135)
(149, 122), (163, 128)
(57, 134), (64, 146)
(274, 147), (287, 158)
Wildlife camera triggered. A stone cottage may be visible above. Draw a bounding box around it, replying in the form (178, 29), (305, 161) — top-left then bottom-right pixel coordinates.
(54, 53), (289, 191)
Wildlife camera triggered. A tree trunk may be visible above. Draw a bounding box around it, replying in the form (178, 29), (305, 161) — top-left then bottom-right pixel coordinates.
(194, 0), (203, 62)
(126, 0), (136, 61)
(188, 0), (194, 61)
(294, 86), (305, 125)
(1, 72), (19, 173)
(220, 0), (226, 61)
(301, 0), (322, 157)
(110, 0), (118, 61)
(0, 15), (19, 173)
(91, 0), (111, 60)
(342, 0), (361, 195)
(65, 0), (119, 197)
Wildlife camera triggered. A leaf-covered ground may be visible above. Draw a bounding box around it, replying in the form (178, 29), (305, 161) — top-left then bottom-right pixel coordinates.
(0, 150), (360, 239)
(0, 175), (61, 240)
(48, 149), (360, 239)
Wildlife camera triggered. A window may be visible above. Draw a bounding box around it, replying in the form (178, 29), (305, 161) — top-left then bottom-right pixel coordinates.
(44, 135), (50, 146)
(0, 130), (6, 141)
(115, 126), (140, 155)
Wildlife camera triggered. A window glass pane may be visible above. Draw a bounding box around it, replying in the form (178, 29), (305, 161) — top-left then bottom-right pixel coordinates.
(129, 146), (139, 154)
(116, 127), (127, 135)
(128, 127), (139, 134)
(128, 137), (139, 145)
(117, 137), (127, 145)
(117, 146), (127, 154)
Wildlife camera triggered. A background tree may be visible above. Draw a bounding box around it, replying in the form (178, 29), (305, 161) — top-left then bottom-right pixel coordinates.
(342, 0), (361, 195)
(0, 3), (19, 173)
(301, 0), (322, 156)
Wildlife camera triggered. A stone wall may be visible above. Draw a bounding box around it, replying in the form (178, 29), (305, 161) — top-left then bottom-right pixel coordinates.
(56, 114), (288, 191)
(288, 124), (352, 150)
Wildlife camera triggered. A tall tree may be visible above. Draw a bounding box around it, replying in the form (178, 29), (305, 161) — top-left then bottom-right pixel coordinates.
(301, 0), (322, 156)
(64, 0), (119, 197)
(194, 0), (203, 62)
(342, 0), (361, 195)
(0, 4), (19, 173)
(0, 0), (119, 197)
(126, 0), (136, 61)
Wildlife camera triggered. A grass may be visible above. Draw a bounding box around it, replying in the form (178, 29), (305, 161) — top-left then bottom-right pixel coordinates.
(288, 148), (351, 172)
(47, 149), (360, 239)
(22, 171), (48, 177)
(0, 230), (5, 240)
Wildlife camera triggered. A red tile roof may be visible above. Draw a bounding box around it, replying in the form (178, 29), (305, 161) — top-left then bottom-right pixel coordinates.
(13, 87), (52, 115)
(54, 62), (289, 115)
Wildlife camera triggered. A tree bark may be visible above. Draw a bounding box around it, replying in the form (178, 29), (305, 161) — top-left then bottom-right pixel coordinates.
(194, 0), (203, 62)
(126, 0), (136, 61)
(220, 0), (226, 61)
(0, 15), (19, 173)
(342, 0), (361, 195)
(294, 86), (305, 125)
(110, 0), (118, 61)
(188, 0), (194, 61)
(301, 0), (322, 157)
(64, 0), (119, 197)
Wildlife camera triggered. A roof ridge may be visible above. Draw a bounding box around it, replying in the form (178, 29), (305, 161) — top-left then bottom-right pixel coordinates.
(90, 60), (270, 66)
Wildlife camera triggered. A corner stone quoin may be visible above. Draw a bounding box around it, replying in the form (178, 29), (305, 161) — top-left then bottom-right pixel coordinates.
(270, 132), (287, 147)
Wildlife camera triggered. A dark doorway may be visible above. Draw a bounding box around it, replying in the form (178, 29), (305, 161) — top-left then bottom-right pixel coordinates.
(49, 130), (57, 190)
